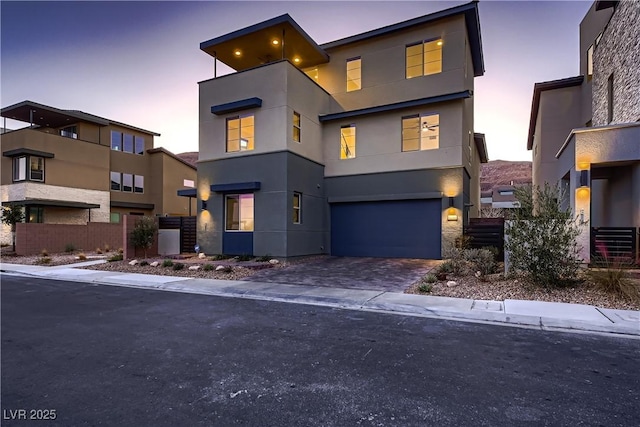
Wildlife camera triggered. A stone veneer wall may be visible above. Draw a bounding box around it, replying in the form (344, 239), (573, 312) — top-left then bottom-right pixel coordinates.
(592, 0), (640, 126)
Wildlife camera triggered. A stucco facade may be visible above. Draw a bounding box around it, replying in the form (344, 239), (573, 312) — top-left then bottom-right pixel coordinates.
(197, 1), (487, 258)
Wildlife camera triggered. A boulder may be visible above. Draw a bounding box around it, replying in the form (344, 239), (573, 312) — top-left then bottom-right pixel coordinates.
(150, 261), (159, 267)
(215, 265), (227, 271)
(198, 253), (206, 259)
(446, 280), (457, 287)
(188, 265), (200, 271)
(128, 260), (138, 266)
(269, 259), (280, 265)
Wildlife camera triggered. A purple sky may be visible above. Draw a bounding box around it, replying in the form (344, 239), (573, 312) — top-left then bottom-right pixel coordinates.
(1, 1), (592, 161)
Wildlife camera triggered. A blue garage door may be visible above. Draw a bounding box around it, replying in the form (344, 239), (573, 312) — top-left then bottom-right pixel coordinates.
(331, 199), (441, 259)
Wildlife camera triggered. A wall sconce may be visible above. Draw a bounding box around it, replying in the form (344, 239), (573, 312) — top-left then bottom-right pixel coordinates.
(447, 197), (458, 221)
(201, 200), (208, 211)
(578, 169), (589, 188)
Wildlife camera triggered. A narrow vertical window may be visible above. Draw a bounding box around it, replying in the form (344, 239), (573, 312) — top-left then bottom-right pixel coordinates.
(13, 156), (26, 181)
(110, 131), (122, 151)
(110, 172), (121, 191)
(29, 157), (44, 181)
(587, 44), (593, 81)
(293, 111), (301, 142)
(607, 73), (614, 123)
(123, 134), (134, 153)
(122, 173), (133, 192)
(135, 136), (145, 155)
(134, 175), (144, 193)
(226, 115), (254, 152)
(346, 57), (361, 92)
(293, 192), (301, 224)
(340, 124), (356, 159)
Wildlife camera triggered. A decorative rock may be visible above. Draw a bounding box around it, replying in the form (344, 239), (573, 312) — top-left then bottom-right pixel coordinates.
(475, 271), (482, 278)
(198, 253), (206, 259)
(215, 265), (227, 271)
(269, 259), (280, 265)
(446, 280), (457, 287)
(128, 260), (138, 266)
(150, 261), (159, 267)
(189, 265), (200, 271)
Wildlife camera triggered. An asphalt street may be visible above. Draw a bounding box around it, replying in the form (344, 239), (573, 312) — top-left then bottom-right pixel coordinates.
(2, 275), (639, 426)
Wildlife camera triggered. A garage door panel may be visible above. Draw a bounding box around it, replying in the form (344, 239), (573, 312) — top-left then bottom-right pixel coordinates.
(331, 199), (441, 259)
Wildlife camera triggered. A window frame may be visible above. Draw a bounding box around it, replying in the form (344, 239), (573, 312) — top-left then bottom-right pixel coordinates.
(134, 136), (145, 155)
(226, 114), (255, 153)
(587, 44), (594, 81)
(29, 156), (45, 181)
(134, 175), (144, 194)
(346, 56), (362, 92)
(401, 113), (440, 152)
(122, 173), (133, 192)
(111, 131), (122, 151)
(110, 171), (122, 191)
(607, 73), (614, 123)
(293, 111), (301, 143)
(60, 125), (78, 139)
(225, 194), (254, 232)
(293, 192), (302, 224)
(340, 124), (356, 159)
(26, 206), (44, 223)
(13, 155), (45, 182)
(406, 37), (442, 79)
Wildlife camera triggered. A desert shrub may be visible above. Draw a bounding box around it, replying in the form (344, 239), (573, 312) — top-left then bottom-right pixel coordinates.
(139, 260), (149, 266)
(77, 252), (87, 261)
(203, 264), (214, 271)
(505, 183), (582, 288)
(256, 254), (272, 262)
(455, 234), (473, 249)
(236, 254), (253, 262)
(162, 259), (174, 267)
(64, 243), (77, 253)
(437, 261), (454, 274)
(108, 253), (123, 262)
(464, 248), (497, 280)
(424, 274), (437, 283)
(418, 283), (433, 293)
(117, 247), (124, 254)
(210, 254), (232, 261)
(587, 256), (639, 302)
(172, 262), (184, 271)
(96, 248), (103, 254)
(36, 256), (52, 265)
(40, 249), (49, 257)
(442, 246), (468, 276)
(131, 216), (157, 258)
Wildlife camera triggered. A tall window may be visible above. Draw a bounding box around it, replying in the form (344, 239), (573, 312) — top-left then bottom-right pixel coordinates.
(340, 124), (356, 159)
(135, 136), (145, 155)
(293, 192), (301, 224)
(26, 207), (44, 223)
(226, 115), (254, 152)
(111, 131), (122, 151)
(110, 172), (121, 191)
(401, 114), (439, 151)
(607, 73), (614, 123)
(346, 57), (361, 92)
(587, 44), (594, 81)
(13, 156), (44, 182)
(406, 38), (442, 79)
(134, 175), (144, 193)
(293, 111), (301, 142)
(122, 173), (133, 192)
(225, 194), (254, 231)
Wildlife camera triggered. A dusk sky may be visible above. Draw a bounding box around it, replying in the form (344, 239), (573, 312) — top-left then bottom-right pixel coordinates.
(1, 0), (592, 161)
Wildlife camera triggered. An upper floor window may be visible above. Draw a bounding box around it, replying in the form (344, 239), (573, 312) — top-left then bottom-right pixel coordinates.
(340, 124), (356, 159)
(110, 171), (144, 193)
(13, 156), (44, 182)
(60, 125), (77, 139)
(401, 114), (439, 151)
(406, 38), (442, 79)
(293, 111), (301, 142)
(587, 44), (594, 81)
(607, 73), (614, 123)
(226, 114), (254, 152)
(293, 192), (302, 224)
(111, 131), (144, 155)
(346, 57), (361, 92)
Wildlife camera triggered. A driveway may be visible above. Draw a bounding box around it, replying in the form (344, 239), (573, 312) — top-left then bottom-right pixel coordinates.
(246, 257), (439, 292)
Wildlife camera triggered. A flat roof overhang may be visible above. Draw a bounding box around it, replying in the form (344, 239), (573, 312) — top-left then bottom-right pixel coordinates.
(3, 148), (55, 158)
(177, 189), (197, 197)
(2, 199), (100, 209)
(200, 14), (329, 72)
(1, 100), (109, 129)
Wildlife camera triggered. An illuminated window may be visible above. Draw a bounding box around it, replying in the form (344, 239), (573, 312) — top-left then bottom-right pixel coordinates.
(293, 111), (301, 142)
(340, 124), (356, 159)
(346, 57), (361, 92)
(406, 38), (442, 79)
(401, 114), (439, 151)
(30, 157), (44, 181)
(587, 44), (593, 81)
(225, 194), (254, 231)
(293, 192), (301, 224)
(226, 115), (254, 152)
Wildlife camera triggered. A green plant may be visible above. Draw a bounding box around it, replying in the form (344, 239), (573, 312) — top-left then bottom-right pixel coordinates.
(587, 256), (639, 302)
(64, 243), (76, 253)
(107, 253), (123, 262)
(424, 274), (437, 283)
(139, 260), (149, 266)
(40, 248), (49, 257)
(442, 246), (467, 276)
(203, 264), (214, 271)
(162, 259), (174, 267)
(36, 256), (52, 265)
(172, 262), (184, 271)
(437, 261), (454, 274)
(1, 203), (25, 252)
(418, 283), (433, 293)
(464, 248), (497, 280)
(236, 254), (253, 262)
(77, 252), (87, 260)
(505, 183), (583, 288)
(256, 254), (272, 262)
(130, 216), (157, 258)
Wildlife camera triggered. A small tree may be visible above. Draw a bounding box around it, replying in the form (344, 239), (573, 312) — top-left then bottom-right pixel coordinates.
(505, 183), (582, 287)
(130, 216), (157, 258)
(1, 203), (25, 252)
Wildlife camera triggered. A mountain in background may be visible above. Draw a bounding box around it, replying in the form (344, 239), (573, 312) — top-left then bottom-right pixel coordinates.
(176, 152), (531, 193)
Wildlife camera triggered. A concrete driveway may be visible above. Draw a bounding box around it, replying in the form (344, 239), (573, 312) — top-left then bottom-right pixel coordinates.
(246, 257), (439, 292)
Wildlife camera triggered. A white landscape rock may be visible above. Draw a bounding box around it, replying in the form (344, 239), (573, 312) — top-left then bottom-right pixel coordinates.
(188, 265), (200, 271)
(269, 259), (280, 265)
(128, 260), (138, 266)
(150, 261), (159, 267)
(446, 280), (457, 287)
(215, 265), (227, 271)
(198, 253), (206, 259)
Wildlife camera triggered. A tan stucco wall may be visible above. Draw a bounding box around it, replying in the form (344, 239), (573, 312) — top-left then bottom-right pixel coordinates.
(159, 154), (197, 216)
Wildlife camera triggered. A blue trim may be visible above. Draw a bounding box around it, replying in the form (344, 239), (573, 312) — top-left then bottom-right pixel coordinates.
(223, 231), (253, 255)
(319, 91), (471, 122)
(210, 182), (261, 193)
(177, 188), (197, 197)
(321, 1), (484, 77)
(211, 98), (262, 115)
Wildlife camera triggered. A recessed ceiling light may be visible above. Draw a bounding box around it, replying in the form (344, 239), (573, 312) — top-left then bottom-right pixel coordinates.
(437, 41), (443, 46)
(272, 39), (279, 45)
(234, 50), (241, 56)
(293, 57), (301, 63)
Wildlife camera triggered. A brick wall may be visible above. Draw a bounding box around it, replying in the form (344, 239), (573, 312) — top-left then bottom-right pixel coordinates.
(15, 223), (123, 255)
(592, 1), (640, 125)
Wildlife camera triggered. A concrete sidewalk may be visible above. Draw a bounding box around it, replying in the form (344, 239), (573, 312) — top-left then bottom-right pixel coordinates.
(1, 261), (638, 337)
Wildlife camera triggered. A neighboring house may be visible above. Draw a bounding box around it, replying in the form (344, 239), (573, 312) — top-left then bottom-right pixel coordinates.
(1, 100), (196, 243)
(480, 185), (519, 210)
(527, 0), (640, 262)
(196, 1), (488, 259)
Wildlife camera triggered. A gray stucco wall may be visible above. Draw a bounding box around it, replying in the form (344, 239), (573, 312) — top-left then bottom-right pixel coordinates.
(197, 151), (327, 257)
(592, 0), (640, 125)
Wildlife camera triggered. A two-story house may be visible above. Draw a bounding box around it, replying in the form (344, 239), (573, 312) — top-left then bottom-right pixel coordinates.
(197, 1), (487, 259)
(527, 0), (640, 263)
(1, 100), (196, 244)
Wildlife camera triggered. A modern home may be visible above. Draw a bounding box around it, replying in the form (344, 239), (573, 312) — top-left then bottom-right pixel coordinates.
(527, 0), (640, 263)
(1, 100), (196, 243)
(196, 1), (488, 259)
(480, 185), (519, 210)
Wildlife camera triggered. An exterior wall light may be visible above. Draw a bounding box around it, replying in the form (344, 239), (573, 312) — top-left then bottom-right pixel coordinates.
(447, 197), (458, 221)
(201, 200), (208, 211)
(579, 169), (589, 188)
